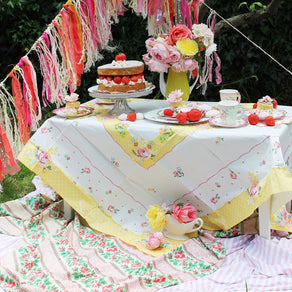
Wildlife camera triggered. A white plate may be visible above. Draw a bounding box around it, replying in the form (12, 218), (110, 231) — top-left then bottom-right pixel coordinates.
(245, 109), (287, 120)
(53, 106), (94, 118)
(209, 117), (248, 128)
(144, 109), (209, 125)
(88, 83), (155, 99)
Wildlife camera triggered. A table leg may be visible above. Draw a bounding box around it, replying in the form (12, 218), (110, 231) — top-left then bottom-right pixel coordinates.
(258, 198), (271, 240)
(63, 200), (75, 219)
(286, 200), (291, 212)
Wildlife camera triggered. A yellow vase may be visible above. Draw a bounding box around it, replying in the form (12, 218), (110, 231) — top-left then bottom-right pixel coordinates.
(165, 67), (190, 104)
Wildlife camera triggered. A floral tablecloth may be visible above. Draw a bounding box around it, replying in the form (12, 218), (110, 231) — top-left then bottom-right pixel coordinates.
(18, 99), (292, 255)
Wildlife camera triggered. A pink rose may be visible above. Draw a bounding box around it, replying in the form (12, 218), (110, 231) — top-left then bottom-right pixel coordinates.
(167, 89), (183, 102)
(137, 148), (150, 159)
(37, 150), (50, 167)
(142, 53), (151, 63)
(150, 42), (170, 61)
(182, 59), (198, 71)
(171, 61), (183, 72)
(146, 232), (165, 250)
(166, 47), (181, 64)
(168, 24), (193, 46)
(147, 59), (169, 73)
(145, 37), (156, 51)
(172, 203), (197, 223)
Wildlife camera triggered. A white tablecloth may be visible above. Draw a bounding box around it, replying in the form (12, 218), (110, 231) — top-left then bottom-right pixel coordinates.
(18, 99), (292, 254)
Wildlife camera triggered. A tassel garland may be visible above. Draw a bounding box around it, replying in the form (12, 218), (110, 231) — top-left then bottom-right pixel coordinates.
(0, 0), (221, 179)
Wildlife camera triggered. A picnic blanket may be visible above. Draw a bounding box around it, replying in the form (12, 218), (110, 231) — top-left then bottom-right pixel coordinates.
(0, 176), (224, 291)
(161, 234), (292, 292)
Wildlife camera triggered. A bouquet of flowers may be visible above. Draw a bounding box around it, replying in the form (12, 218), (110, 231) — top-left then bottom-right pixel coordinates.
(146, 202), (197, 231)
(143, 23), (217, 75)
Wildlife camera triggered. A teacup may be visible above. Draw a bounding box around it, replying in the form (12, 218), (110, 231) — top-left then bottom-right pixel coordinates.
(164, 214), (203, 240)
(218, 100), (244, 126)
(219, 89), (241, 103)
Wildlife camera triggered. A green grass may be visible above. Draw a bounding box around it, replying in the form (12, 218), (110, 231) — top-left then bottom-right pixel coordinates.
(0, 162), (36, 204)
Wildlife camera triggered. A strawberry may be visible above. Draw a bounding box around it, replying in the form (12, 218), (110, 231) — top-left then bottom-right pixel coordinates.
(130, 75), (139, 82)
(115, 53), (126, 61)
(253, 103), (257, 108)
(164, 108), (174, 117)
(137, 73), (144, 79)
(272, 98), (278, 108)
(264, 116), (275, 126)
(106, 76), (113, 81)
(188, 109), (202, 122)
(121, 76), (130, 84)
(113, 76), (122, 84)
(127, 112), (136, 121)
(99, 76), (105, 80)
(176, 112), (188, 123)
(248, 113), (259, 125)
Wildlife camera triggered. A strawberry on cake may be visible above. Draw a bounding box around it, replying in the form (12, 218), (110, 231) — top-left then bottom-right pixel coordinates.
(97, 53), (146, 93)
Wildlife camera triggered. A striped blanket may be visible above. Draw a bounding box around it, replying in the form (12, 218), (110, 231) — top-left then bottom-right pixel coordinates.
(162, 234), (292, 291)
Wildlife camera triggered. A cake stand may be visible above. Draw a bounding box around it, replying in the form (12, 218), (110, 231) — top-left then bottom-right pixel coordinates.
(88, 83), (155, 116)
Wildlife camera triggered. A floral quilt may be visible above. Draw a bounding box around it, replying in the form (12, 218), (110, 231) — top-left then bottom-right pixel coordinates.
(0, 179), (224, 291)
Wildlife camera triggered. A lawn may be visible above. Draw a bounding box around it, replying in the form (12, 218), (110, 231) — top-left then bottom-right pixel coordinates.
(0, 162), (35, 204)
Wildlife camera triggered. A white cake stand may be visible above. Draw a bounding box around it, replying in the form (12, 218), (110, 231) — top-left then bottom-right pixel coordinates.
(88, 83), (155, 116)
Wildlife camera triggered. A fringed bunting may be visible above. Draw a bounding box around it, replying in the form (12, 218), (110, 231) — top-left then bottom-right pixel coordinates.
(18, 56), (42, 130)
(210, 12), (222, 85)
(0, 124), (21, 178)
(0, 85), (22, 178)
(34, 30), (65, 106)
(0, 84), (23, 156)
(0, 0), (221, 166)
(181, 0), (192, 28)
(7, 70), (31, 144)
(190, 0), (204, 25)
(71, 0), (104, 71)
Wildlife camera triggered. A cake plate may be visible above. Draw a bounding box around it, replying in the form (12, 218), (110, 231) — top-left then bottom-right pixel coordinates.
(88, 83), (155, 116)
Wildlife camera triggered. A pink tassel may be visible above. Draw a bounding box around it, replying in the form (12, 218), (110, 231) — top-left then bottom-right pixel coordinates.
(211, 11), (217, 33)
(190, 0), (204, 24)
(214, 52), (222, 84)
(208, 57), (213, 82)
(181, 0), (192, 28)
(137, 0), (143, 13)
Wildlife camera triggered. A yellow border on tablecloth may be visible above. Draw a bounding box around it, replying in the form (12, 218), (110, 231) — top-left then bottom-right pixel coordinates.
(202, 167), (292, 232)
(17, 140), (185, 257)
(18, 141), (292, 256)
(95, 110), (210, 169)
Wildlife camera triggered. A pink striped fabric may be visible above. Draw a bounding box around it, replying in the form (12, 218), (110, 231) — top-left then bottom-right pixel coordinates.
(160, 234), (292, 291)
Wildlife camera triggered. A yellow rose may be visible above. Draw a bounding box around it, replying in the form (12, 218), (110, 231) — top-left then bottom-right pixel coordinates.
(176, 38), (198, 56)
(146, 205), (167, 231)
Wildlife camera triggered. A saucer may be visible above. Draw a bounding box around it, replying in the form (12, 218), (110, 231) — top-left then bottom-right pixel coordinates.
(53, 106), (94, 118)
(209, 117), (248, 128)
(245, 109), (287, 120)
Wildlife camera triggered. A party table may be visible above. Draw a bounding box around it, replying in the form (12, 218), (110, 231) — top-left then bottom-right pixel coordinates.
(17, 98), (292, 253)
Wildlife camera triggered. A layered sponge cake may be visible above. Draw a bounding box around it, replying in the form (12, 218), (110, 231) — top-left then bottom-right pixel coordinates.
(97, 53), (146, 93)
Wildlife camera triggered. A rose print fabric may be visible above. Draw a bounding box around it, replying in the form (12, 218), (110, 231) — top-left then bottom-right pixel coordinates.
(0, 178), (223, 291)
(17, 99), (292, 254)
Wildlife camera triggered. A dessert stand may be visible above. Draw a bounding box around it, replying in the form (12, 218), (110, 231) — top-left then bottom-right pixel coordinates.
(88, 83), (155, 116)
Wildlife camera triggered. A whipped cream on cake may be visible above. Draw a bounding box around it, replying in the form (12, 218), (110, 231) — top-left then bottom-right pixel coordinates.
(97, 53), (147, 93)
